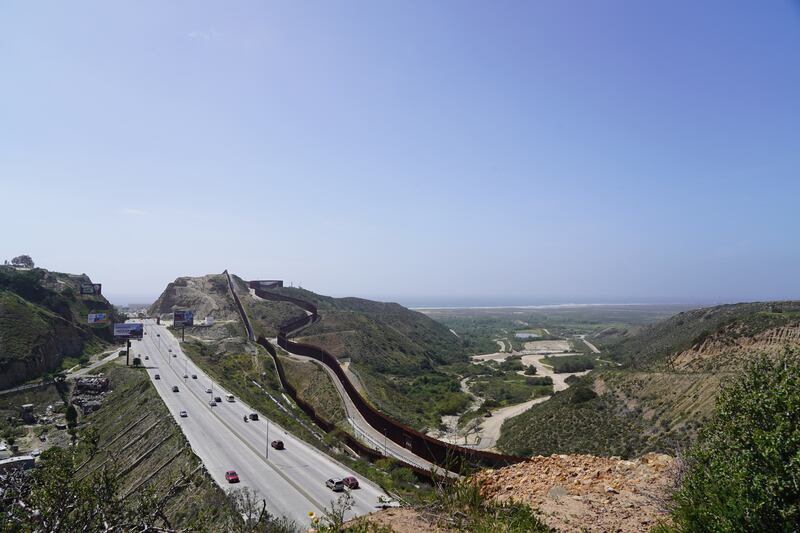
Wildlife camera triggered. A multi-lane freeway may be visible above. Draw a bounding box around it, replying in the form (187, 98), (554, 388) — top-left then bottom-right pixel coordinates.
(133, 320), (387, 526)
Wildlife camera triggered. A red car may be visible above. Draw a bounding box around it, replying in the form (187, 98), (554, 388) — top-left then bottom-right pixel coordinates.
(270, 440), (284, 450)
(225, 470), (239, 483)
(342, 476), (359, 489)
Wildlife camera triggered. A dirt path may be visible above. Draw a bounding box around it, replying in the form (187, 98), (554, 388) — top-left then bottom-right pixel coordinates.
(341, 361), (367, 395)
(472, 396), (550, 449)
(582, 338), (601, 353)
(462, 350), (591, 450)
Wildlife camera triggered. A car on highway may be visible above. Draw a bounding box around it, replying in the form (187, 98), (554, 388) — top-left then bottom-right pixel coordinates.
(248, 413), (259, 421)
(192, 374), (197, 379)
(226, 394), (235, 402)
(168, 348), (172, 352)
(214, 396), (222, 403)
(154, 374), (160, 380)
(209, 400), (217, 407)
(172, 386), (179, 392)
(172, 353), (177, 358)
(205, 388), (212, 393)
(326, 479), (345, 492)
(156, 334), (160, 337)
(180, 410), (187, 417)
(343, 476), (359, 489)
(225, 470), (240, 483)
(145, 355), (149, 360)
(183, 374), (188, 378)
(271, 440), (284, 450)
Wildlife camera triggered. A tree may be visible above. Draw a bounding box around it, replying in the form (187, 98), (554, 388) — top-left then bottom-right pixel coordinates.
(10, 255), (34, 268)
(65, 404), (78, 428)
(667, 351), (800, 532)
(524, 365), (537, 375)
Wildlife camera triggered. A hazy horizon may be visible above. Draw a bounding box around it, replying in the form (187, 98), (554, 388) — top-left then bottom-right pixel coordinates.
(3, 1), (799, 306)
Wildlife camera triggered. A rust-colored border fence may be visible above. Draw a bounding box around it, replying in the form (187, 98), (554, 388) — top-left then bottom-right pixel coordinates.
(248, 281), (526, 470)
(225, 273), (434, 481)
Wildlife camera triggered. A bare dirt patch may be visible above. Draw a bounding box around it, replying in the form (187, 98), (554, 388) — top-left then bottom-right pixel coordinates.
(474, 453), (676, 532)
(524, 339), (571, 353)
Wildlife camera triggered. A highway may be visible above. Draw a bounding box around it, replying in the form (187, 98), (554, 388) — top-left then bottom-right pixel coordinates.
(132, 320), (387, 526)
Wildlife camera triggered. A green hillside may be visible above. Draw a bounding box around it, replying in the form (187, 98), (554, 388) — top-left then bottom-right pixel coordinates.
(269, 287), (470, 429)
(498, 301), (800, 458)
(0, 266), (119, 388)
(599, 300), (800, 368)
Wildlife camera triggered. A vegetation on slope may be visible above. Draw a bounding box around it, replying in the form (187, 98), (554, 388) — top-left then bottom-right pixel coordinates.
(260, 287), (472, 429)
(600, 300), (800, 368)
(663, 351), (800, 532)
(497, 379), (651, 458)
(0, 266), (117, 387)
(500, 301), (800, 459)
(280, 356), (348, 427)
(0, 363), (270, 532)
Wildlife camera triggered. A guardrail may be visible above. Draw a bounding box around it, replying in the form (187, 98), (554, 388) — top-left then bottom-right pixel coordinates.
(249, 281), (526, 471)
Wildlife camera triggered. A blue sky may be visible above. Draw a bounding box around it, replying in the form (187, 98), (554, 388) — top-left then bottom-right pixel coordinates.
(1, 1), (799, 306)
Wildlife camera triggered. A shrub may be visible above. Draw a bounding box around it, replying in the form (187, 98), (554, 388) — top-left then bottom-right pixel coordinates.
(667, 351), (800, 532)
(570, 386), (597, 404)
(524, 365), (537, 375)
(65, 404), (78, 428)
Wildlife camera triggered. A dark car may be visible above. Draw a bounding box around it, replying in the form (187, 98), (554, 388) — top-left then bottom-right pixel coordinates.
(172, 386), (179, 392)
(225, 470), (239, 483)
(342, 476), (359, 489)
(156, 334), (160, 337)
(270, 440), (284, 450)
(483, 411), (493, 418)
(191, 374), (197, 379)
(214, 396), (222, 403)
(249, 413), (259, 421)
(326, 478), (344, 492)
(154, 374), (160, 380)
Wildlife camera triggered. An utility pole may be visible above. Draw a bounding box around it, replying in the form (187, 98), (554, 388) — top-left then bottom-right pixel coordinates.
(126, 339), (131, 366)
(266, 419), (270, 460)
(383, 428), (388, 457)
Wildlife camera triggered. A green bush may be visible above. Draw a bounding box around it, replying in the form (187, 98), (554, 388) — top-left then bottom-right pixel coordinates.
(570, 386), (597, 403)
(524, 365), (537, 375)
(542, 354), (595, 373)
(667, 351), (800, 532)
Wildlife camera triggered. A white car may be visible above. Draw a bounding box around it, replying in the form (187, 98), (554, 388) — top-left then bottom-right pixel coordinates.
(206, 388), (212, 393)
(179, 410), (188, 418)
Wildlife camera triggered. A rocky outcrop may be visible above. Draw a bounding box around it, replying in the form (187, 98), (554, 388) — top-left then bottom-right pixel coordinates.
(148, 274), (239, 321)
(473, 453), (675, 532)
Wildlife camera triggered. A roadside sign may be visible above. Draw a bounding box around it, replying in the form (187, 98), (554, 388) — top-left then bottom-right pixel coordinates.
(173, 310), (194, 327)
(113, 323), (143, 339)
(88, 312), (110, 325)
(80, 283), (102, 296)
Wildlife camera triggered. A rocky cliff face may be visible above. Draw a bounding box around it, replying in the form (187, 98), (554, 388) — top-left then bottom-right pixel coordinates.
(671, 322), (800, 372)
(0, 295), (92, 389)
